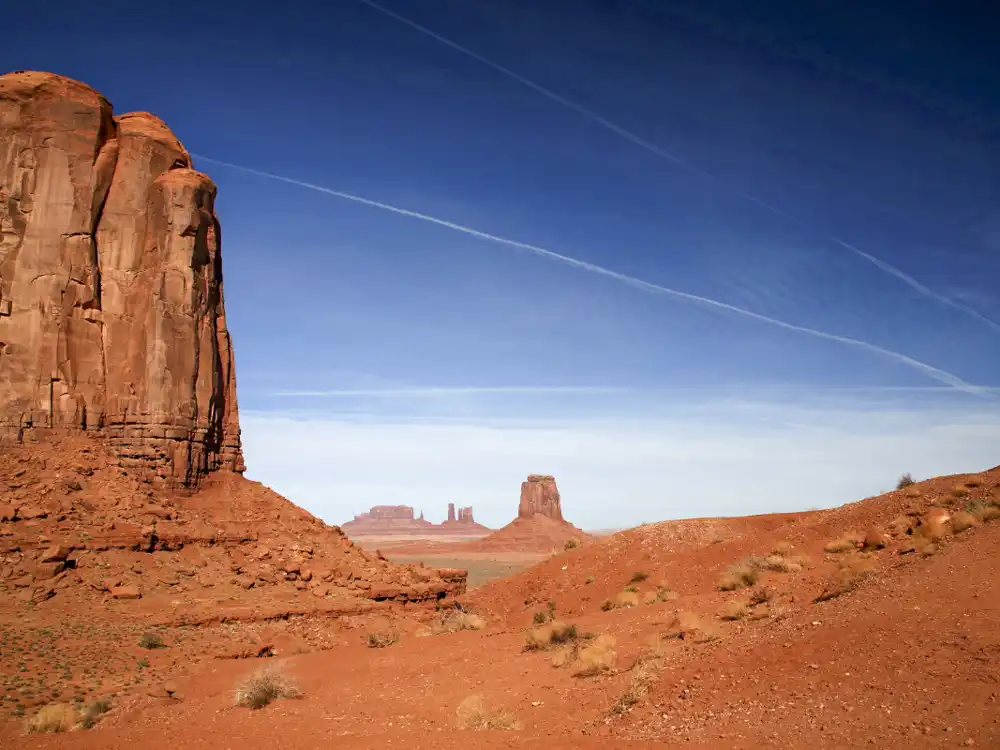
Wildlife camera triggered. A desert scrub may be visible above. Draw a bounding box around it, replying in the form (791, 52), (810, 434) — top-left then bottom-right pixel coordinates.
(824, 533), (861, 554)
(456, 695), (519, 730)
(814, 555), (874, 603)
(718, 600), (747, 621)
(629, 571), (649, 584)
(717, 560), (760, 591)
(896, 473), (915, 489)
(138, 632), (164, 650)
(420, 610), (486, 636)
(524, 620), (577, 651)
(234, 665), (300, 709)
(366, 630), (399, 648)
(951, 510), (977, 533)
(25, 703), (76, 733)
(573, 635), (617, 677)
(564, 538), (579, 550)
(77, 698), (110, 729)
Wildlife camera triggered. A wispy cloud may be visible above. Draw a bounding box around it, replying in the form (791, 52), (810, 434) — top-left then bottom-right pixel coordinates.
(354, 0), (1000, 333)
(242, 394), (1000, 527)
(273, 386), (625, 397)
(195, 153), (979, 393)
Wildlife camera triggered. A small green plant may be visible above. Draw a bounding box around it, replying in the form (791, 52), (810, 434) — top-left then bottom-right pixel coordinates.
(139, 632), (164, 650)
(532, 610), (549, 625)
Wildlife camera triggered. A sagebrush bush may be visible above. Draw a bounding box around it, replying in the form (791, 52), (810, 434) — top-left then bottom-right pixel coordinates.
(139, 632), (164, 649)
(456, 695), (519, 730)
(366, 630), (399, 648)
(235, 665), (301, 709)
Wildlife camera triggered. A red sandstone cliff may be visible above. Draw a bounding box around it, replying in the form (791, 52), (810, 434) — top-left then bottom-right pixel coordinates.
(0, 71), (242, 487)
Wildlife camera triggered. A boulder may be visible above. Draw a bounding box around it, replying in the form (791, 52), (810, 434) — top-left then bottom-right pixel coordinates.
(110, 585), (141, 600)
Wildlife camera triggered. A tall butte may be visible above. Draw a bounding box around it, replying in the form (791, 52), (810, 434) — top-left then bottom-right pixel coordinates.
(0, 71), (243, 486)
(518, 474), (564, 521)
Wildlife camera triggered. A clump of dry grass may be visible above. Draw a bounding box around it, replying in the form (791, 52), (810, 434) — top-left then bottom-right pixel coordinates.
(234, 665), (301, 709)
(600, 599), (614, 611)
(814, 554), (874, 603)
(718, 600), (747, 621)
(366, 630), (399, 648)
(421, 610), (486, 636)
(748, 585), (772, 606)
(573, 635), (617, 677)
(25, 698), (112, 734)
(717, 560), (760, 591)
(951, 510), (977, 533)
(524, 620), (578, 651)
(824, 533), (861, 554)
(630, 571), (649, 584)
(772, 541), (794, 556)
(663, 611), (717, 643)
(77, 699), (111, 730)
(966, 500), (998, 524)
(610, 640), (663, 715)
(25, 704), (77, 734)
(951, 485), (969, 500)
(564, 538), (579, 550)
(655, 586), (679, 602)
(616, 590), (640, 608)
(456, 695), (520, 731)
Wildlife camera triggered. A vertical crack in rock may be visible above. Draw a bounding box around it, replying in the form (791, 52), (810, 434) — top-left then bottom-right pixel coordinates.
(0, 71), (244, 487)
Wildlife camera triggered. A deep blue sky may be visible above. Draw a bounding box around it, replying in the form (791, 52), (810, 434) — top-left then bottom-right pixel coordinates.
(6, 0), (1000, 527)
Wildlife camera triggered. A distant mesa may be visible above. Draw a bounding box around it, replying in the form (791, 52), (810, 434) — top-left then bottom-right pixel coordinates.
(341, 503), (490, 539)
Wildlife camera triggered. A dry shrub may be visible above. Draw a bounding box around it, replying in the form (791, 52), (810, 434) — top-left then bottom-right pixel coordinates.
(366, 630), (399, 648)
(25, 704), (77, 734)
(717, 560), (759, 591)
(749, 585), (772, 606)
(719, 600), (747, 621)
(951, 485), (969, 499)
(824, 534), (861, 554)
(532, 610), (549, 625)
(77, 699), (111, 730)
(524, 620), (577, 651)
(814, 555), (874, 603)
(234, 665), (301, 709)
(600, 599), (614, 611)
(896, 473), (916, 489)
(663, 611), (716, 642)
(549, 645), (576, 668)
(772, 540), (794, 556)
(564, 538), (579, 550)
(610, 642), (662, 714)
(616, 590), (640, 608)
(889, 516), (913, 536)
(966, 500), (995, 523)
(456, 695), (519, 731)
(427, 610), (486, 635)
(951, 510), (977, 533)
(655, 586), (679, 602)
(747, 604), (771, 621)
(963, 477), (982, 489)
(630, 571), (649, 583)
(139, 632), (164, 649)
(573, 635), (617, 677)
(643, 591), (658, 605)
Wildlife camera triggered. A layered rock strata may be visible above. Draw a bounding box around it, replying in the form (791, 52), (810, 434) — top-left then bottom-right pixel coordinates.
(0, 71), (243, 486)
(518, 474), (564, 521)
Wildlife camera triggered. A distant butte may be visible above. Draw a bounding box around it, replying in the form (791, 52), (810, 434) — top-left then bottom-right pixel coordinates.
(341, 503), (491, 540)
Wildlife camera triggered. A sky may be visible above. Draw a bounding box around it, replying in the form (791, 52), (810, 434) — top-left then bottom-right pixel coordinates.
(6, 0), (1000, 529)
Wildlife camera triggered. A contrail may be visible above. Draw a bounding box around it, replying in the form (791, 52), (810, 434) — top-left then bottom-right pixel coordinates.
(194, 153), (981, 394)
(354, 0), (1000, 332)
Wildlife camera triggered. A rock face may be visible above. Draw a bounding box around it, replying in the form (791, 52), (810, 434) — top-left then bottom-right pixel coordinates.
(0, 71), (243, 487)
(457, 506), (475, 523)
(518, 474), (563, 521)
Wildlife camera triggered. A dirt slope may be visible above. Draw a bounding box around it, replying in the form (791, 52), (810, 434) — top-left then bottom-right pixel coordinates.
(3, 466), (999, 748)
(0, 437), (465, 721)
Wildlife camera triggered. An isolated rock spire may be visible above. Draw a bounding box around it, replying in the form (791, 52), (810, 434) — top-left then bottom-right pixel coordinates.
(518, 474), (564, 521)
(0, 70), (243, 486)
